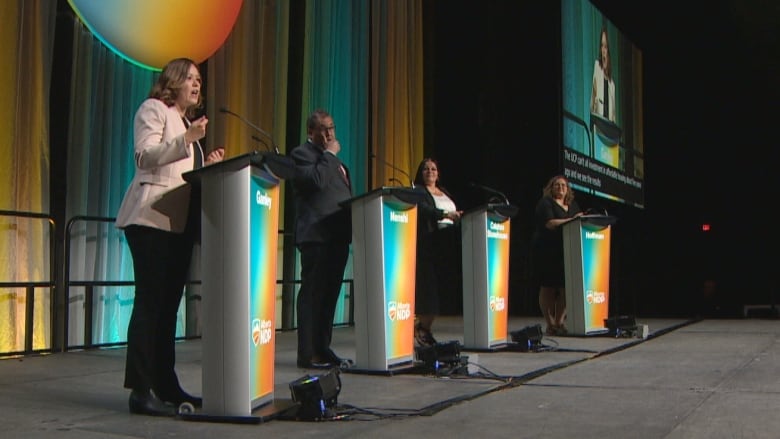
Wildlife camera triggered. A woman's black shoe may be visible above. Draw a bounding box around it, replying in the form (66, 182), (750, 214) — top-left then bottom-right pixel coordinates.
(128, 389), (176, 416)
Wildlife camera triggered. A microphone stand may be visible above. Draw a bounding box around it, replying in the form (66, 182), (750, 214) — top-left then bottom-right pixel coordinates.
(470, 182), (510, 205)
(251, 135), (271, 152)
(219, 107), (280, 154)
(388, 177), (406, 187)
(370, 153), (414, 188)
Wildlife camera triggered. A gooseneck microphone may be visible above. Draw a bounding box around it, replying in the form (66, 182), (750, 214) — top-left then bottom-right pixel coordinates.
(370, 153), (414, 188)
(387, 177), (406, 187)
(219, 107), (279, 154)
(250, 134), (271, 152)
(469, 182), (510, 205)
(585, 207), (608, 216)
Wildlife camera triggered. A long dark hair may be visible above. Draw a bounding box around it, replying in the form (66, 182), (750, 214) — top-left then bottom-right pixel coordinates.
(598, 25), (612, 79)
(413, 157), (441, 187)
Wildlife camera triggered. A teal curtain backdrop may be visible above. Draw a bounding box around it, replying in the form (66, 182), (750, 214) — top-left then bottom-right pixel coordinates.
(301, 0), (369, 194)
(297, 0), (370, 326)
(1, 0), (425, 354)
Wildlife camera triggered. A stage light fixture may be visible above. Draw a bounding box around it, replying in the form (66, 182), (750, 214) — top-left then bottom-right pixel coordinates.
(288, 368), (341, 421)
(605, 315), (637, 337)
(415, 341), (463, 373)
(510, 324), (543, 351)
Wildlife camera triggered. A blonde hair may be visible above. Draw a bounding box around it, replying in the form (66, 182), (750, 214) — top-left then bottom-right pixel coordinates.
(542, 175), (574, 205)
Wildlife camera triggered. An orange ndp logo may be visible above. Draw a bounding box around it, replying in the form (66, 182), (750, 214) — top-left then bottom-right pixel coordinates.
(489, 296), (505, 312)
(387, 301), (411, 321)
(586, 290), (607, 304)
(68, 0), (243, 70)
(252, 318), (273, 346)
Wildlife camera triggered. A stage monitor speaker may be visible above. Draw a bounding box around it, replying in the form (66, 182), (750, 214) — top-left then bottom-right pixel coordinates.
(288, 368), (341, 421)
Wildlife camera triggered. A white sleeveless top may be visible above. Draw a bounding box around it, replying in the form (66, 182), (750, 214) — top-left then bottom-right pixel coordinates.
(433, 192), (457, 228)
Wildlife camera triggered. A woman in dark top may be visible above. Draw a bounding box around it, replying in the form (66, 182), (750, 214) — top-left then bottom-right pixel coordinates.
(412, 158), (462, 347)
(530, 175), (582, 336)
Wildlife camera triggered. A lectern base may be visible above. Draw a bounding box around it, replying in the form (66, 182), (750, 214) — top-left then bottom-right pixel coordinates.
(177, 398), (298, 424)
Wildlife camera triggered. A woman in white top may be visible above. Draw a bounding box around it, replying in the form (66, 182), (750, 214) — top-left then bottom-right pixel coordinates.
(412, 158), (462, 347)
(590, 25), (615, 122)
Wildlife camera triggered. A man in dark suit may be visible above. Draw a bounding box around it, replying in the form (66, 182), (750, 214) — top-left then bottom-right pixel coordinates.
(290, 109), (353, 368)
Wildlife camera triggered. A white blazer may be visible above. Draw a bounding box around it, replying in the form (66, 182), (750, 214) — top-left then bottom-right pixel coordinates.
(591, 59), (616, 122)
(115, 98), (198, 233)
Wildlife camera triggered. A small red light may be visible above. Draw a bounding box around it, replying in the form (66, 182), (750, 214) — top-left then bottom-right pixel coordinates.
(701, 224), (711, 232)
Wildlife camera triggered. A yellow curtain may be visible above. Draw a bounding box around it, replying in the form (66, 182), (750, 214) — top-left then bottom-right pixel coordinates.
(370, 0), (424, 189)
(0, 0), (56, 353)
(207, 0), (290, 158)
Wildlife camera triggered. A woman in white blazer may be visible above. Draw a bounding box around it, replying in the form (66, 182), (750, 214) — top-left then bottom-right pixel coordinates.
(115, 58), (224, 416)
(590, 25), (615, 122)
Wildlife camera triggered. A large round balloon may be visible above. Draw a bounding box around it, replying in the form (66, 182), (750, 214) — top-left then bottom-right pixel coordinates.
(68, 0), (243, 71)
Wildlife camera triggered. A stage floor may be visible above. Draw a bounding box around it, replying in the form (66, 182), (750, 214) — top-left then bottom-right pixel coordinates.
(2, 316), (779, 438)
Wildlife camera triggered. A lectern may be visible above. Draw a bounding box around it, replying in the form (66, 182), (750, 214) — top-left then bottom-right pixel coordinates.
(461, 203), (518, 350)
(562, 214), (617, 336)
(182, 151), (294, 418)
(590, 113), (622, 167)
(347, 187), (425, 373)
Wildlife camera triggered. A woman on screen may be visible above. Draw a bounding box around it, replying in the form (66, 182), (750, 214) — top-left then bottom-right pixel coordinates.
(590, 25), (615, 122)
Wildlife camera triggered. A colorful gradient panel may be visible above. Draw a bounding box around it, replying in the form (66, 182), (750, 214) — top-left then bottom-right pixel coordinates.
(580, 223), (611, 332)
(486, 216), (510, 344)
(68, 0), (243, 70)
(381, 201), (417, 361)
(249, 174), (279, 402)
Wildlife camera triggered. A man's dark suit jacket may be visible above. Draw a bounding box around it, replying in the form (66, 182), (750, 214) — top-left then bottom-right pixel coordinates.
(290, 141), (353, 246)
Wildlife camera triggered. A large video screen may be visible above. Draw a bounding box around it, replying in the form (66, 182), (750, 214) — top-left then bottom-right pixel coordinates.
(561, 0), (645, 208)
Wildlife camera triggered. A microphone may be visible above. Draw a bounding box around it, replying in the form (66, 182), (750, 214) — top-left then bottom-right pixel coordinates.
(388, 177), (406, 187)
(219, 107), (279, 154)
(469, 182), (510, 205)
(370, 153), (414, 188)
(251, 134), (271, 152)
(586, 207), (608, 216)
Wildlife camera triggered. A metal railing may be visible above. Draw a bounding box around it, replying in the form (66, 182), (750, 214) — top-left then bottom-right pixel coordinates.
(0, 210), (56, 357)
(1, 209), (355, 357)
(61, 216), (354, 351)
